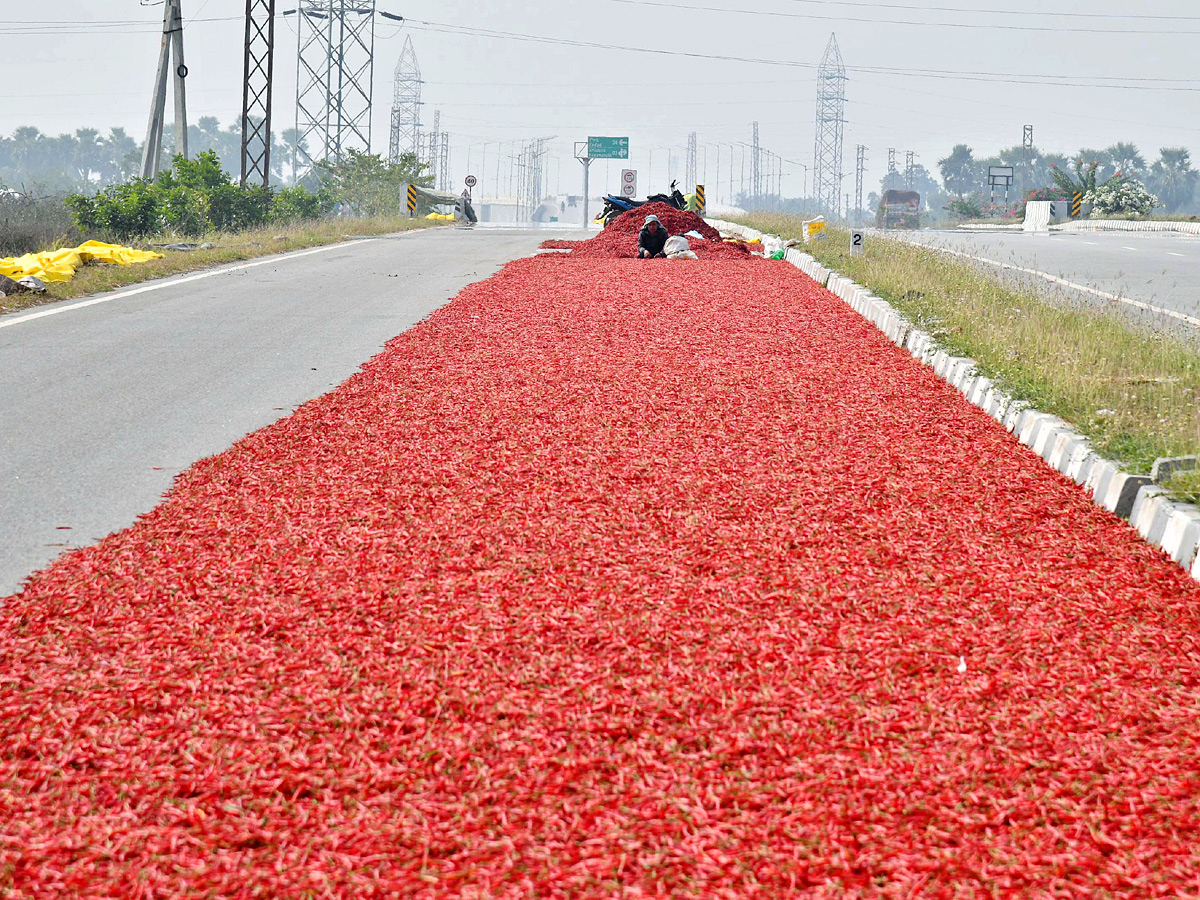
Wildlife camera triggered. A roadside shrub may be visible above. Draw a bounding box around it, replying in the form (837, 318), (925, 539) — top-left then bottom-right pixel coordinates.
(1083, 177), (1159, 217)
(1016, 186), (1070, 218)
(64, 150), (326, 241)
(272, 184), (328, 223)
(159, 185), (209, 236)
(208, 182), (272, 231)
(945, 195), (985, 220)
(2, 189), (79, 255)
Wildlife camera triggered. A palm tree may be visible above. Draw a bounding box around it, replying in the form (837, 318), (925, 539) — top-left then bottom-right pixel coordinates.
(1106, 142), (1146, 180)
(1148, 148), (1198, 212)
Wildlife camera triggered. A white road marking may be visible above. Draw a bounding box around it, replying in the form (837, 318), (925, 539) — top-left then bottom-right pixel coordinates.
(0, 238), (380, 332)
(1167, 251), (1186, 257)
(920, 243), (1200, 329)
(1081, 241), (1098, 245)
(1121, 246), (1139, 252)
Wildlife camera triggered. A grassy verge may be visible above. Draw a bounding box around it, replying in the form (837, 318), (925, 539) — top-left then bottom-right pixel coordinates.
(0, 215), (440, 315)
(738, 212), (1200, 476)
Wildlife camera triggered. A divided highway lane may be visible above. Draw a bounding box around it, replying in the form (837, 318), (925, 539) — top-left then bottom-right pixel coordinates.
(0, 227), (567, 596)
(895, 229), (1200, 331)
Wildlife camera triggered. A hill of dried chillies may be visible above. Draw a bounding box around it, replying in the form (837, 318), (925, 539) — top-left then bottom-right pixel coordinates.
(3, 254), (1200, 896)
(540, 201), (754, 258)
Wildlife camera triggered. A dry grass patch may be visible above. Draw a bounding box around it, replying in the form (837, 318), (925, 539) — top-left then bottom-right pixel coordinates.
(0, 216), (441, 315)
(739, 212), (1200, 475)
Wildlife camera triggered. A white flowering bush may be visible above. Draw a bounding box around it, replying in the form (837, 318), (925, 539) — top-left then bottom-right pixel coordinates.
(1083, 178), (1159, 217)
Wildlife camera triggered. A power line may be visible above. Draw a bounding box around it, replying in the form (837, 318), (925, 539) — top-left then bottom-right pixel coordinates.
(401, 20), (1200, 91)
(774, 0), (1200, 22)
(606, 0), (1200, 35)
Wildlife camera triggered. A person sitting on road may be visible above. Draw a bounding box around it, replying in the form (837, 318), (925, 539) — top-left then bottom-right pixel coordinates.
(637, 215), (669, 259)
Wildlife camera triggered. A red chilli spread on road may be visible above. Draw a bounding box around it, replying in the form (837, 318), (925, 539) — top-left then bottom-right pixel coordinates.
(3, 254), (1199, 895)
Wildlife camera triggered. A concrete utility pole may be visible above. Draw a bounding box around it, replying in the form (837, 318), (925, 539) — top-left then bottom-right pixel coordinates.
(752, 121), (761, 201)
(240, 0), (275, 187)
(141, 0), (189, 179)
(686, 132), (697, 190)
(854, 145), (866, 226)
(1022, 124), (1035, 196)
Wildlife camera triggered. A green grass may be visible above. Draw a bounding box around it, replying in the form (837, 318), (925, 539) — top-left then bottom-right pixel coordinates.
(0, 215), (441, 315)
(739, 212), (1200, 476)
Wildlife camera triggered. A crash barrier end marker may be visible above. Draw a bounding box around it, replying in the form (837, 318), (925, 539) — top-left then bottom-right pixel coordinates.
(406, 184), (417, 217)
(695, 184), (706, 217)
(705, 217), (1200, 583)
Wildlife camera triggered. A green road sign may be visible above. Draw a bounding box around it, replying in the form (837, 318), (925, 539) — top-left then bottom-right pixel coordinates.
(588, 136), (630, 159)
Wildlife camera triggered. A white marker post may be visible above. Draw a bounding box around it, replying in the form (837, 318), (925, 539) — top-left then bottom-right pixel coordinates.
(850, 229), (865, 257)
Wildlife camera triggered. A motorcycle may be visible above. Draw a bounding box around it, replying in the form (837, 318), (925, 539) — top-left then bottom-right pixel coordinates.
(600, 180), (687, 227)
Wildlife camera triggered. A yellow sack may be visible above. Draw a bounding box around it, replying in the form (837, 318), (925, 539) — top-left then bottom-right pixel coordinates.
(425, 212), (455, 221)
(0, 240), (163, 284)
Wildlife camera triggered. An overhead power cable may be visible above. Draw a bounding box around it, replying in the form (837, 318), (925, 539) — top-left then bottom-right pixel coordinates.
(402, 19), (1200, 91)
(607, 0), (1200, 35)
(773, 0), (1200, 22)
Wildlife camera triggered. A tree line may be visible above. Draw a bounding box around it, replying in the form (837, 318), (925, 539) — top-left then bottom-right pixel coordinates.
(0, 118), (313, 194)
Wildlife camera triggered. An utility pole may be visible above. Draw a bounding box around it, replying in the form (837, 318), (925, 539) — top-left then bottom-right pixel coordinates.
(854, 145), (866, 226)
(686, 131), (697, 190)
(141, 0), (189, 179)
(439, 131), (450, 191)
(427, 109), (440, 188)
(240, 0), (275, 186)
(1022, 124), (1034, 197)
(752, 121), (761, 202)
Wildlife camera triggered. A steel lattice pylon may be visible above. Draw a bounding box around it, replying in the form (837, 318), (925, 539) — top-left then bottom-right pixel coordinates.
(241, 0), (276, 186)
(294, 0), (376, 172)
(813, 34), (846, 217)
(388, 35), (422, 164)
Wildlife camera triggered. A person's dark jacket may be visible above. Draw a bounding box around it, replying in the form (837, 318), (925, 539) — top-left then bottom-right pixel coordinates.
(638, 219), (669, 256)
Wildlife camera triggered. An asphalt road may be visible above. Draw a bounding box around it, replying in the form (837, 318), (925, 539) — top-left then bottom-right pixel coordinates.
(894, 229), (1200, 332)
(0, 227), (567, 596)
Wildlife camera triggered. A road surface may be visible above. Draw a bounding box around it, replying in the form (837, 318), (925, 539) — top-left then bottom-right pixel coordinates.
(0, 227), (567, 596)
(895, 229), (1200, 333)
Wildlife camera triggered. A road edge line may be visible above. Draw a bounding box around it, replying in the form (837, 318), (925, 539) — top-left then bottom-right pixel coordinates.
(912, 243), (1200, 330)
(0, 238), (379, 331)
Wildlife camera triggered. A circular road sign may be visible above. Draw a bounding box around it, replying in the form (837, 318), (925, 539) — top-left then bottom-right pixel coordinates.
(465, 175), (478, 188)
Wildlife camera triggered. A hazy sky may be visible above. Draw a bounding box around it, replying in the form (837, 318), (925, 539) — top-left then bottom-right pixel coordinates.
(6, 1), (1200, 204)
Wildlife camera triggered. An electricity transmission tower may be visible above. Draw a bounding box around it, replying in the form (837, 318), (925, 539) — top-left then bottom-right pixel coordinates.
(812, 34), (846, 217)
(294, 0), (377, 173)
(141, 0), (189, 179)
(389, 35), (422, 164)
(854, 145), (866, 225)
(905, 150), (915, 190)
(751, 121), (761, 200)
(240, 0), (275, 186)
(686, 132), (697, 189)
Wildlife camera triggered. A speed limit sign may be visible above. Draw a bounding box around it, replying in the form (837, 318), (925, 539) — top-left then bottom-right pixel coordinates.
(620, 169), (637, 199)
(465, 174), (477, 188)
